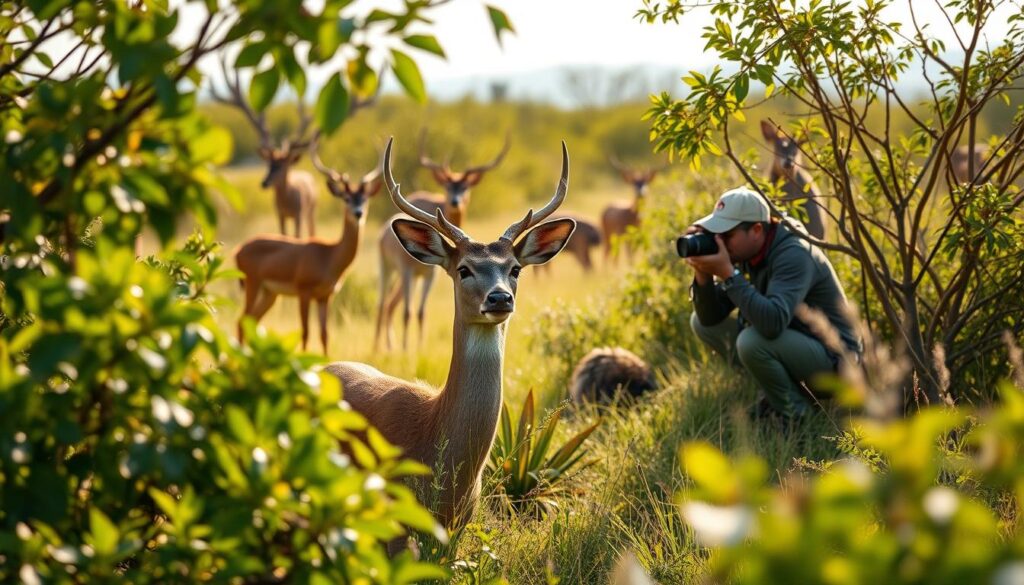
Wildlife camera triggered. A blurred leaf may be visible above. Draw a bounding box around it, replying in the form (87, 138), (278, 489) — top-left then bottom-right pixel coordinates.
(315, 73), (350, 135)
(390, 49), (426, 103)
(249, 67), (280, 112)
(403, 34), (446, 58)
(486, 5), (515, 46)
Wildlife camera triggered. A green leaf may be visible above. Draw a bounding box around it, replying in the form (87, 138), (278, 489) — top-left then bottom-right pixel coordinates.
(191, 125), (233, 165)
(394, 561), (451, 584)
(315, 73), (350, 134)
(403, 34), (446, 58)
(390, 49), (426, 103)
(235, 43), (266, 68)
(89, 509), (120, 556)
(249, 67), (280, 112)
(486, 5), (515, 46)
(35, 51), (54, 68)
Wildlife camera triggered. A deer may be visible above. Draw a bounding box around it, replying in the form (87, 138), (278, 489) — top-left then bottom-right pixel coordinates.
(760, 119), (828, 240)
(211, 56), (381, 238)
(537, 213), (602, 273)
(951, 143), (991, 184)
(235, 140), (381, 353)
(327, 137), (576, 531)
(373, 131), (511, 350)
(602, 155), (664, 263)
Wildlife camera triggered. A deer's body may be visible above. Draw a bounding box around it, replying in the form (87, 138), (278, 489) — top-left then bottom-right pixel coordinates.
(761, 119), (828, 240)
(951, 143), (990, 184)
(541, 213), (600, 272)
(269, 168), (319, 237)
(374, 134), (509, 350)
(602, 156), (663, 263)
(337, 138), (575, 531)
(236, 149), (380, 353)
(329, 319), (506, 526)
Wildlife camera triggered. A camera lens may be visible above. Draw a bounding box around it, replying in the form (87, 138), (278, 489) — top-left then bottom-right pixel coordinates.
(676, 233), (719, 258)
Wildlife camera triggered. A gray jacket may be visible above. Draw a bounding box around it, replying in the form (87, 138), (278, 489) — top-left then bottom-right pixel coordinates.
(691, 223), (861, 355)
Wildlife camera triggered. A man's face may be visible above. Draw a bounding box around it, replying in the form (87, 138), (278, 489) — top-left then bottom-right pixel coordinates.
(720, 223), (765, 262)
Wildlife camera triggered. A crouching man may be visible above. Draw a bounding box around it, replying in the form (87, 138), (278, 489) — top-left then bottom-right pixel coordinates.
(683, 187), (861, 419)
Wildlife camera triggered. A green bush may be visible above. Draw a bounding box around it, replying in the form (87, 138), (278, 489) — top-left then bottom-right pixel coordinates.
(0, 236), (446, 583)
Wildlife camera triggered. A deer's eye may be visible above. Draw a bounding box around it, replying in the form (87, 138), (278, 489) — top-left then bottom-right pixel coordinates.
(510, 266), (522, 279)
(457, 266), (472, 280)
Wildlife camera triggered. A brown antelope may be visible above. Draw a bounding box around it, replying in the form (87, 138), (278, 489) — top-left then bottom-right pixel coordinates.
(328, 137), (575, 530)
(211, 57), (319, 237)
(538, 213), (602, 272)
(602, 155), (664, 262)
(374, 132), (511, 350)
(760, 119), (827, 240)
(235, 141), (381, 353)
(951, 143), (991, 184)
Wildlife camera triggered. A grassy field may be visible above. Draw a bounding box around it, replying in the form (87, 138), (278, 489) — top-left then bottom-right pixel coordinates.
(159, 163), (847, 583)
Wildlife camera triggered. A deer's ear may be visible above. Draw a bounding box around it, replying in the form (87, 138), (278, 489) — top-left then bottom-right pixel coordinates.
(760, 120), (781, 142)
(431, 168), (450, 186)
(514, 218), (576, 266)
(464, 170), (485, 186)
(392, 219), (453, 268)
(365, 177), (383, 197)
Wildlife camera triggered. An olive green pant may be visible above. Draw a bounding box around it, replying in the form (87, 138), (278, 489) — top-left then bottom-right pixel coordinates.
(689, 313), (835, 417)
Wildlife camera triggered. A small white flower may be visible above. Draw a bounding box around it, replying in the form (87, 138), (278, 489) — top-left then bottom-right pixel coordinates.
(138, 347), (167, 372)
(62, 152), (76, 167)
(252, 447), (268, 465)
(277, 432), (292, 449)
(49, 545), (78, 564)
(19, 565), (41, 585)
(16, 523), (32, 540)
(363, 473), (385, 491)
(106, 378), (129, 394)
(170, 401), (194, 427)
(923, 487), (959, 524)
(151, 395), (172, 423)
(680, 501), (753, 546)
(299, 370), (320, 388)
(5, 130), (24, 144)
(329, 452), (350, 468)
(130, 285), (144, 299)
(68, 277), (89, 299)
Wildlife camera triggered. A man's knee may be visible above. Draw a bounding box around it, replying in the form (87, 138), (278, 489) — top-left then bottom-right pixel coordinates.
(735, 327), (769, 364)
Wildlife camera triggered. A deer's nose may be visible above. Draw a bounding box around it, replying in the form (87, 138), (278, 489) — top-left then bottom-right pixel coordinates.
(484, 291), (514, 311)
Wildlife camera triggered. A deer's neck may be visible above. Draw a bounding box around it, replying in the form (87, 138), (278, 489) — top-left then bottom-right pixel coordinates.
(431, 315), (507, 487)
(329, 213), (363, 279)
(272, 170), (292, 202)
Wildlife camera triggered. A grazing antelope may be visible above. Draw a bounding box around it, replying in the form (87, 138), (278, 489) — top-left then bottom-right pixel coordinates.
(538, 213), (602, 273)
(603, 155), (664, 262)
(328, 138), (576, 530)
(235, 142), (381, 353)
(374, 132), (511, 350)
(760, 119), (828, 240)
(951, 143), (990, 184)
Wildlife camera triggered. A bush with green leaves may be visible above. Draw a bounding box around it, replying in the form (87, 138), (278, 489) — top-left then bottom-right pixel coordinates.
(486, 390), (599, 516)
(1, 0), (512, 581)
(0, 237), (448, 582)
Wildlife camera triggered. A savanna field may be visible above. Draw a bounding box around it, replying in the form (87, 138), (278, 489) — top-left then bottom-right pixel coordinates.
(4, 1), (1024, 584)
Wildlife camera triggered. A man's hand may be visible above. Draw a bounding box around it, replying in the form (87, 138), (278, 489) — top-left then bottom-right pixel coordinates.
(685, 233), (735, 282)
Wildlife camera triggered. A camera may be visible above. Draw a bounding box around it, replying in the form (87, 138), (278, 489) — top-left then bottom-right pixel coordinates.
(676, 232), (719, 258)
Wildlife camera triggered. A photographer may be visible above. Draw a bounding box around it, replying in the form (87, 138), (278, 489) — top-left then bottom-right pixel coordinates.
(681, 187), (860, 420)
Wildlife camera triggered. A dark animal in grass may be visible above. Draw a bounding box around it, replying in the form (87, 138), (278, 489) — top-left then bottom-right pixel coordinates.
(569, 347), (657, 404)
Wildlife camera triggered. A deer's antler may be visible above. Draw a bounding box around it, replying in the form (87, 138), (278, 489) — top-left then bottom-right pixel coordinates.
(383, 137), (468, 244)
(501, 142), (569, 243)
(464, 131), (511, 174)
(211, 53), (272, 152)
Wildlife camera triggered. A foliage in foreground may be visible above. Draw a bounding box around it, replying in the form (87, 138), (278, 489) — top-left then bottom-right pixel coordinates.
(677, 377), (1024, 585)
(0, 237), (446, 583)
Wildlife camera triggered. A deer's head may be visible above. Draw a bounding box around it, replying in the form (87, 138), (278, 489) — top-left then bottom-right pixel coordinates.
(608, 155), (664, 198)
(386, 138), (574, 325)
(419, 131), (511, 210)
(260, 139), (313, 188)
(310, 140), (381, 221)
(761, 119), (806, 180)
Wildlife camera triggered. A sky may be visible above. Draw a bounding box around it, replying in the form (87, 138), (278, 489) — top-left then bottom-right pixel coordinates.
(181, 0), (1020, 105)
